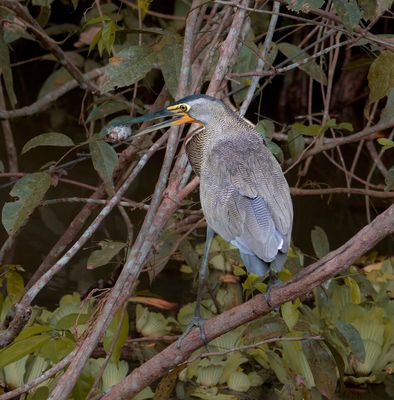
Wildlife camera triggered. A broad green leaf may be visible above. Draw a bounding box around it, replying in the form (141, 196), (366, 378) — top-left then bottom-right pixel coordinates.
(358, 0), (393, 19)
(0, 35), (17, 107)
(302, 339), (337, 399)
(89, 139), (118, 193)
(2, 172), (51, 235)
(288, 129), (305, 160)
(104, 308), (129, 363)
(85, 15), (112, 26)
(158, 37), (183, 98)
(333, 0), (362, 29)
(367, 51), (394, 109)
(285, 0), (325, 12)
(5, 270), (24, 303)
(22, 132), (75, 154)
(86, 100), (129, 123)
(55, 313), (90, 329)
(87, 240), (126, 269)
(102, 360), (129, 391)
(0, 335), (50, 368)
(338, 122), (354, 131)
(377, 138), (394, 150)
(344, 277), (361, 304)
(38, 67), (72, 99)
(16, 325), (52, 341)
(28, 386), (49, 400)
(336, 319), (365, 362)
(101, 46), (157, 93)
(291, 122), (322, 137)
(277, 42), (327, 85)
(281, 301), (299, 331)
(134, 387), (154, 400)
(385, 166), (394, 191)
(311, 226), (330, 259)
(38, 336), (75, 363)
(256, 119), (275, 139)
(178, 239), (200, 271)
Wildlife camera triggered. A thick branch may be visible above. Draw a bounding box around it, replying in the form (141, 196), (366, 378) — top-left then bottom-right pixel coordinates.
(102, 204), (394, 399)
(0, 68), (104, 120)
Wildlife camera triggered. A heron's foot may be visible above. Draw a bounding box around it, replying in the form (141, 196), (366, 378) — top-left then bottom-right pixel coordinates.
(177, 315), (207, 348)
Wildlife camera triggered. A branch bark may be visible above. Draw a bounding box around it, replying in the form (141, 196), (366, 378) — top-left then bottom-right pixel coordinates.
(102, 203), (394, 399)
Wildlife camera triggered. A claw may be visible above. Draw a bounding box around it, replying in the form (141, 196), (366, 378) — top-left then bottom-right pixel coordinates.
(177, 316), (207, 348)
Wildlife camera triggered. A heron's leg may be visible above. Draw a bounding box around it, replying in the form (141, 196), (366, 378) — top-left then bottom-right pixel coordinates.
(177, 226), (215, 348)
(264, 269), (280, 308)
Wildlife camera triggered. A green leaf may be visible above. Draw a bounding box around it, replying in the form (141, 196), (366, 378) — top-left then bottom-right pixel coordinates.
(87, 240), (126, 269)
(285, 0), (325, 12)
(344, 277), (361, 304)
(311, 226), (330, 259)
(277, 42), (327, 85)
(86, 100), (129, 123)
(281, 301), (299, 331)
(333, 0), (362, 29)
(102, 360), (129, 391)
(377, 138), (394, 150)
(338, 122), (354, 131)
(358, 0), (393, 20)
(0, 35), (17, 107)
(101, 45), (157, 93)
(99, 21), (118, 56)
(302, 339), (337, 399)
(85, 15), (112, 26)
(256, 119), (275, 138)
(55, 313), (90, 329)
(335, 319), (365, 363)
(89, 139), (118, 193)
(38, 336), (75, 363)
(385, 166), (394, 191)
(16, 325), (52, 341)
(5, 270), (24, 303)
(38, 67), (72, 99)
(158, 37), (183, 97)
(22, 132), (75, 154)
(288, 129), (305, 160)
(2, 172), (51, 235)
(367, 51), (394, 110)
(104, 308), (129, 363)
(0, 335), (50, 368)
(28, 386), (49, 400)
(291, 122), (323, 137)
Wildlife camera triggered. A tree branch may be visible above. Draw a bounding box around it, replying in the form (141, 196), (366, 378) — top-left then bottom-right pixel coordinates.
(102, 204), (394, 399)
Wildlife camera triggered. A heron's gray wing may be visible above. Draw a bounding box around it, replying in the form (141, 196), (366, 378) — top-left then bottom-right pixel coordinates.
(207, 134), (293, 255)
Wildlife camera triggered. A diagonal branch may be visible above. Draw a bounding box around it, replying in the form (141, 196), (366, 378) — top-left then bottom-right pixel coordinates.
(101, 204), (394, 399)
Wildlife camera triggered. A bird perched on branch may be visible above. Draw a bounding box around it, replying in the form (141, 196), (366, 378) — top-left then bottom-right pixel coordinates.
(119, 95), (293, 343)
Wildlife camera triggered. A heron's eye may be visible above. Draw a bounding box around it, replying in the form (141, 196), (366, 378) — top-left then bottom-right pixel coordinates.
(178, 104), (190, 112)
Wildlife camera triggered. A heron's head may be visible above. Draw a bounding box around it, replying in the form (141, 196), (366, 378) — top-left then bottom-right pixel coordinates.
(116, 95), (226, 136)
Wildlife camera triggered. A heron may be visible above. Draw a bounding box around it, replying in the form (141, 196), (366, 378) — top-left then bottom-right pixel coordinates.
(118, 95), (293, 343)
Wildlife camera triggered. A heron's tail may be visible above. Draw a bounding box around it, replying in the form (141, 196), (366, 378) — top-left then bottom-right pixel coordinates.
(239, 252), (270, 276)
(240, 251), (288, 276)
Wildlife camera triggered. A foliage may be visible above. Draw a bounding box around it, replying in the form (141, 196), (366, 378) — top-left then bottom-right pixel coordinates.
(0, 0), (393, 397)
